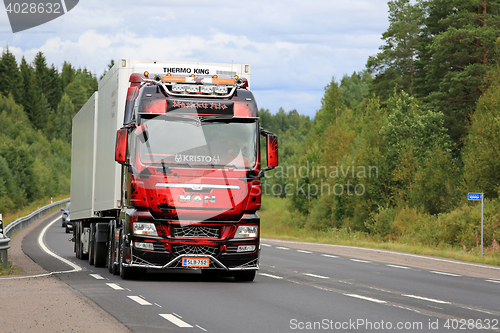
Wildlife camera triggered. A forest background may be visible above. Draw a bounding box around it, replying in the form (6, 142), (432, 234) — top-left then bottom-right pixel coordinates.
(1, 0), (500, 261)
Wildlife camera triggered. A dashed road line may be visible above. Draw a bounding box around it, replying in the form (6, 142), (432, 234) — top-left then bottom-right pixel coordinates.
(344, 293), (387, 304)
(386, 264), (411, 270)
(259, 273), (283, 279)
(276, 246), (290, 250)
(155, 303), (162, 308)
(321, 254), (339, 258)
(486, 279), (500, 284)
(304, 273), (329, 279)
(261, 243), (271, 247)
(160, 314), (193, 327)
(461, 306), (493, 315)
(196, 324), (207, 331)
(431, 271), (461, 277)
(297, 250), (313, 254)
(402, 294), (450, 304)
(350, 259), (371, 263)
(90, 274), (105, 280)
(128, 296), (152, 305)
(106, 283), (124, 290)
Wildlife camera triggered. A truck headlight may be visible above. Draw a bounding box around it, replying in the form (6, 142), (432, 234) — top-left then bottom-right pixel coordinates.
(234, 225), (258, 239)
(133, 222), (158, 237)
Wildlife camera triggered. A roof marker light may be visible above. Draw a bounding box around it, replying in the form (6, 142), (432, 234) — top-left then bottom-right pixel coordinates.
(144, 71), (149, 78)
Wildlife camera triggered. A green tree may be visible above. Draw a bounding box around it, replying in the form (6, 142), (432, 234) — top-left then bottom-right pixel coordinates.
(0, 47), (23, 104)
(424, 0), (500, 147)
(463, 66), (500, 199)
(367, 0), (423, 100)
(340, 70), (373, 109)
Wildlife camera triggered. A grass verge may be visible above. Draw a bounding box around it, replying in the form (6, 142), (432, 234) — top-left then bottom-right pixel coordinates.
(259, 196), (500, 266)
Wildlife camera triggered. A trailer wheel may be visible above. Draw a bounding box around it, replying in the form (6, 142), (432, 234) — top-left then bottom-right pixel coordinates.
(233, 270), (256, 282)
(75, 223), (81, 259)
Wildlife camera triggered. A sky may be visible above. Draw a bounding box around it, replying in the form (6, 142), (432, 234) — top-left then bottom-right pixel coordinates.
(0, 0), (390, 118)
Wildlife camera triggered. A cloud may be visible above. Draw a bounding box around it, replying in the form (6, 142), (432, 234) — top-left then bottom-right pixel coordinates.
(0, 0), (389, 117)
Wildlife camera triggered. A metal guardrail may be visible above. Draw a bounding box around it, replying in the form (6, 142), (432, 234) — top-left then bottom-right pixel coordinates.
(0, 198), (70, 269)
(3, 198), (70, 238)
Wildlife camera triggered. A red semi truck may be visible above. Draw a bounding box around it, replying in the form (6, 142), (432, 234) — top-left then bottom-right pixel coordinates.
(70, 59), (278, 281)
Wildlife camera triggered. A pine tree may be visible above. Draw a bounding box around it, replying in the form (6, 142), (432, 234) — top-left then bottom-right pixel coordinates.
(425, 0), (500, 147)
(61, 61), (75, 90)
(367, 0), (423, 101)
(0, 46), (23, 103)
(20, 56), (44, 128)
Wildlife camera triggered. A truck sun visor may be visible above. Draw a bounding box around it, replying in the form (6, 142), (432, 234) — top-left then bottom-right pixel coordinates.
(166, 99), (234, 116)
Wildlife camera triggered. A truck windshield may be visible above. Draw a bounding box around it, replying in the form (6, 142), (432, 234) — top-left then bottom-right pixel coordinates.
(136, 114), (258, 169)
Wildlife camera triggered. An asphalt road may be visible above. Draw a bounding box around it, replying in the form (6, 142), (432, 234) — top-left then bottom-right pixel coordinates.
(24, 215), (500, 333)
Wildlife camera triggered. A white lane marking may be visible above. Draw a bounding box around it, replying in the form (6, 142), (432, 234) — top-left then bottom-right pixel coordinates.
(259, 273), (283, 279)
(297, 250), (312, 254)
(402, 294), (450, 304)
(321, 254), (339, 258)
(394, 305), (422, 314)
(431, 271), (461, 277)
(486, 279), (500, 284)
(90, 274), (105, 280)
(351, 259), (371, 263)
(261, 243), (271, 247)
(462, 306), (493, 315)
(196, 324), (207, 331)
(276, 246), (290, 250)
(304, 273), (329, 279)
(154, 303), (162, 308)
(344, 294), (387, 304)
(387, 264), (411, 270)
(38, 216), (82, 273)
(106, 283), (123, 290)
(128, 296), (152, 305)
(159, 314), (193, 327)
(173, 313), (182, 318)
(262, 239), (500, 271)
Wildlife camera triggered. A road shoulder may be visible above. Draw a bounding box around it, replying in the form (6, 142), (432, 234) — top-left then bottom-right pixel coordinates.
(0, 211), (130, 332)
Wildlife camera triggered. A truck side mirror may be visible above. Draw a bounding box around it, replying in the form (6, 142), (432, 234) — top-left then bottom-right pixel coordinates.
(115, 128), (128, 164)
(266, 133), (278, 168)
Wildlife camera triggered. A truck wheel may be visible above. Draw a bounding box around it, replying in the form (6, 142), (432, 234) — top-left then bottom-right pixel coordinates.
(233, 270), (256, 282)
(94, 242), (107, 267)
(88, 225), (95, 265)
(119, 241), (135, 280)
(107, 231), (115, 274)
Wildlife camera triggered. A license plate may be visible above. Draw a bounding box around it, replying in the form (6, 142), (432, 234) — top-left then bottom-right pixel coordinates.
(182, 257), (209, 267)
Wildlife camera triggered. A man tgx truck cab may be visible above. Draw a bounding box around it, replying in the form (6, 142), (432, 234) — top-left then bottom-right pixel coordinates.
(71, 60), (278, 281)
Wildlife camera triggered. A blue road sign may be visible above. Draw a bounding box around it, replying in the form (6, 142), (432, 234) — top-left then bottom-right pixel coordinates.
(468, 193), (482, 201)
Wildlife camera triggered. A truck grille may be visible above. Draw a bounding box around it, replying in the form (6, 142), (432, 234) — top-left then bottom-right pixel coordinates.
(172, 244), (219, 257)
(172, 225), (220, 238)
